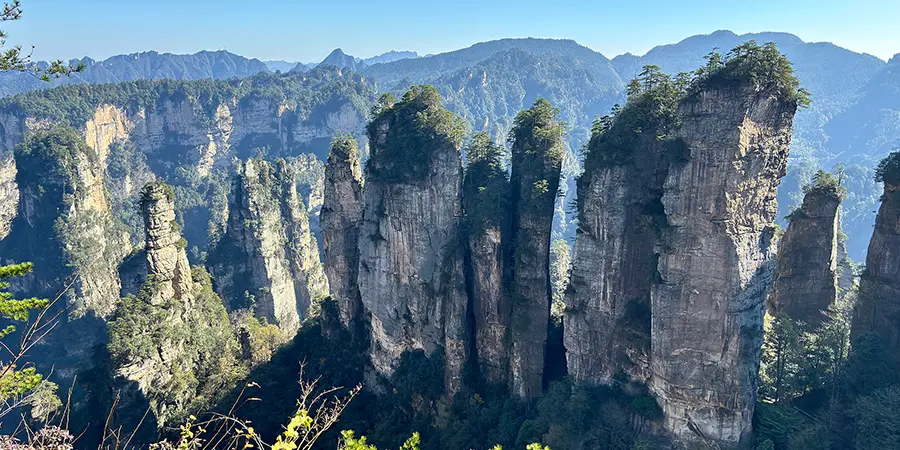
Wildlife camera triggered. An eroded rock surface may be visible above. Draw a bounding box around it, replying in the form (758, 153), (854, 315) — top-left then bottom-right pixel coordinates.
(853, 159), (900, 358)
(650, 84), (796, 443)
(141, 182), (195, 305)
(564, 109), (669, 388)
(209, 158), (328, 335)
(321, 136), (364, 332)
(356, 87), (469, 393)
(770, 185), (841, 327)
(462, 132), (510, 384)
(506, 99), (564, 399)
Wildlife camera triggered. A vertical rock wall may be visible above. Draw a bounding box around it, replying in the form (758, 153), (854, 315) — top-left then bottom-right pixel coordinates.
(650, 84), (796, 443)
(209, 158), (328, 335)
(321, 136), (364, 332)
(462, 132), (510, 385)
(852, 156), (900, 358)
(564, 115), (669, 387)
(770, 185), (841, 327)
(356, 87), (469, 393)
(506, 99), (564, 399)
(141, 182), (195, 305)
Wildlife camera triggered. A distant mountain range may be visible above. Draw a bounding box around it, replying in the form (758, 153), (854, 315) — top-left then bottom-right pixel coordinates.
(1, 31), (897, 259)
(0, 50), (270, 97)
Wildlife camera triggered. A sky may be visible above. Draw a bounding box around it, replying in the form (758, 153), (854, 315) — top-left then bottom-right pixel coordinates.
(4, 0), (899, 63)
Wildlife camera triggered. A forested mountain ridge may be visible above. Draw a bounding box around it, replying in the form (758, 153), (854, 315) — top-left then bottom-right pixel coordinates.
(0, 50), (271, 97)
(361, 37), (622, 91)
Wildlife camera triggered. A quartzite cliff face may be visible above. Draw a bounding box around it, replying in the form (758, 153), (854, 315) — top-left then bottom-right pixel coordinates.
(209, 158), (328, 335)
(321, 136), (365, 332)
(853, 156), (900, 358)
(506, 99), (564, 399)
(141, 182), (195, 305)
(115, 182), (199, 409)
(564, 103), (670, 388)
(356, 87), (469, 394)
(111, 181), (243, 427)
(770, 184), (842, 327)
(650, 83), (796, 443)
(0, 70), (373, 261)
(0, 126), (129, 382)
(462, 132), (511, 385)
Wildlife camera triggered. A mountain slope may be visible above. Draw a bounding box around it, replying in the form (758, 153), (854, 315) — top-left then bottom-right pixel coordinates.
(0, 50), (270, 97)
(363, 38), (623, 90)
(362, 50), (419, 66)
(434, 48), (623, 148)
(826, 53), (900, 161)
(317, 48), (367, 71)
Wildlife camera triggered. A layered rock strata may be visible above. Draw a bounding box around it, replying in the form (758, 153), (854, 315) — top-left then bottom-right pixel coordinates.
(852, 154), (900, 358)
(141, 182), (195, 305)
(209, 158), (328, 335)
(506, 99), (564, 399)
(462, 132), (511, 384)
(356, 87), (469, 393)
(770, 184), (842, 328)
(564, 103), (669, 388)
(321, 136), (364, 333)
(0, 125), (129, 383)
(650, 84), (796, 443)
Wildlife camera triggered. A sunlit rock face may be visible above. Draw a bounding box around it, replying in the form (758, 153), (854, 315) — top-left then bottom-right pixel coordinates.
(208, 158), (328, 336)
(141, 182), (195, 305)
(770, 186), (841, 328)
(565, 128), (668, 389)
(650, 84), (796, 444)
(356, 87), (469, 394)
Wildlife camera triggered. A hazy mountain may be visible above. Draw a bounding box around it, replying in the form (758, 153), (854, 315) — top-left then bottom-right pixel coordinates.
(827, 53), (900, 162)
(614, 30), (883, 116)
(434, 47), (622, 149)
(264, 60), (301, 73)
(0, 50), (270, 97)
(362, 50), (420, 65)
(362, 37), (621, 90)
(317, 48), (367, 71)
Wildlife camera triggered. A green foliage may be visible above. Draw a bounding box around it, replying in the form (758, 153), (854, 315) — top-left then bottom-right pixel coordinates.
(340, 430), (379, 450)
(843, 332), (899, 397)
(852, 386), (900, 449)
(802, 169), (847, 200)
(329, 134), (361, 166)
(107, 267), (246, 425)
(463, 132), (509, 234)
(365, 85), (466, 182)
(509, 99), (565, 219)
(15, 124), (97, 195)
(0, 66), (375, 138)
(581, 65), (684, 177)
(875, 151), (900, 186)
(759, 313), (802, 404)
(0, 261), (62, 424)
(392, 350), (445, 401)
(0, 262), (48, 337)
(509, 98), (565, 167)
(691, 41), (811, 107)
(548, 239), (571, 320)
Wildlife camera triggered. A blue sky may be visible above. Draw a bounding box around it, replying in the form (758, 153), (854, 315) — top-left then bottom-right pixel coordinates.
(4, 0), (899, 62)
